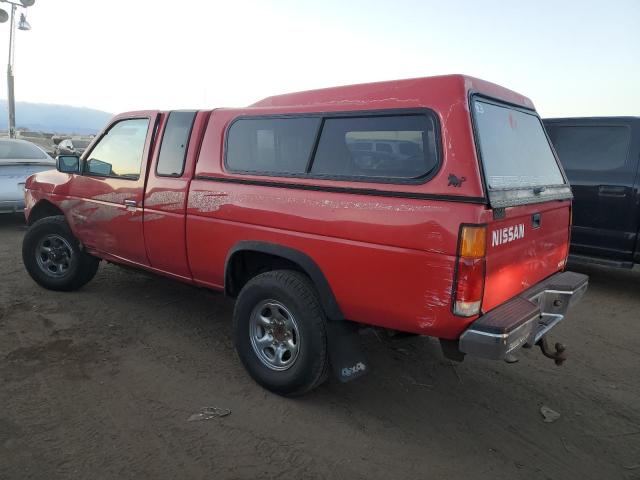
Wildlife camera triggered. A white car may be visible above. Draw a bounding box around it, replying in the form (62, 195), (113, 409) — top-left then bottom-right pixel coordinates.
(0, 139), (56, 214)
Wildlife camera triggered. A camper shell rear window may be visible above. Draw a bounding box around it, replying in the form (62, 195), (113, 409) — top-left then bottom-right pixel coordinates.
(471, 96), (572, 207)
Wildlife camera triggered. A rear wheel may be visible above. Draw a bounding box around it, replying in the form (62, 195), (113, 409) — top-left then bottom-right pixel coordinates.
(22, 215), (99, 291)
(233, 270), (329, 396)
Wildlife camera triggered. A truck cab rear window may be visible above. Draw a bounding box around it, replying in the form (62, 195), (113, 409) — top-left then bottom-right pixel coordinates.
(225, 112), (438, 181)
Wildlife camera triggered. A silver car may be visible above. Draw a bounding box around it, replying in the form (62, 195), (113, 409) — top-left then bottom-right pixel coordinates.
(0, 139), (56, 214)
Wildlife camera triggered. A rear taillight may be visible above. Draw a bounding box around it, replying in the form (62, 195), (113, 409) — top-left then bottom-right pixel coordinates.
(453, 225), (487, 317)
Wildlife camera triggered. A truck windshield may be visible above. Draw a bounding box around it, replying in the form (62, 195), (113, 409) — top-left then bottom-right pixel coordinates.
(473, 99), (565, 190)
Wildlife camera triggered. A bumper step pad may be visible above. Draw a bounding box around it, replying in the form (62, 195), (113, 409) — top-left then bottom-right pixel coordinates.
(467, 297), (539, 336)
(458, 271), (588, 361)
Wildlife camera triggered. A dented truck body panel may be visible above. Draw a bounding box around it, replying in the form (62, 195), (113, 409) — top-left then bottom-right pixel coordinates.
(23, 74), (586, 351)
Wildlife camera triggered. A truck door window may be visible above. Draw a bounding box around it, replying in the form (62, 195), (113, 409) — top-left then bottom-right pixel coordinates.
(156, 111), (196, 176)
(548, 126), (631, 172)
(84, 118), (150, 179)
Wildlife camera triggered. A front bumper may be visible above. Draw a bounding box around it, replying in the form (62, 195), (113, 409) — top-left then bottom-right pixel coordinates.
(459, 271), (588, 360)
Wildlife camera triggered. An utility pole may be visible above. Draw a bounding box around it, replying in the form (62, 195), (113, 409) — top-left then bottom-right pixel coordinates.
(7, 3), (16, 138)
(1, 0), (34, 138)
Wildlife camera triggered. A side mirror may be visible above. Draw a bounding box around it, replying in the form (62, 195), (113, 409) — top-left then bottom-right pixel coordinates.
(56, 155), (80, 173)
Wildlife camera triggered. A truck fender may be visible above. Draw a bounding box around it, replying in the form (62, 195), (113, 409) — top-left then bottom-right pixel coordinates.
(224, 241), (343, 321)
(27, 199), (65, 225)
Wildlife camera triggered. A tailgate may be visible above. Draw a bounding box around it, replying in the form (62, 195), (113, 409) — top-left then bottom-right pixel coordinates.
(483, 201), (570, 312)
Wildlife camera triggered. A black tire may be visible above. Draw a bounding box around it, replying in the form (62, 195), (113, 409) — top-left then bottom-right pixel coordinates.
(22, 215), (100, 291)
(233, 270), (329, 396)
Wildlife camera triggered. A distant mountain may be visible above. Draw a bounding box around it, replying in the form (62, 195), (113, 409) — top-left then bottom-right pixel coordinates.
(0, 100), (113, 135)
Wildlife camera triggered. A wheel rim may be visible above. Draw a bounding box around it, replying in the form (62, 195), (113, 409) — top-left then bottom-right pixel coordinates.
(35, 234), (74, 278)
(249, 300), (301, 371)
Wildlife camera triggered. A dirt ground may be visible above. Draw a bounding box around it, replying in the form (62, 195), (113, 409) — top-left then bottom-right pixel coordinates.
(1, 214), (639, 480)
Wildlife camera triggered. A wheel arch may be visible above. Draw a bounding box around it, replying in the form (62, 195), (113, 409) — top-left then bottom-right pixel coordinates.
(224, 241), (344, 321)
(27, 200), (65, 226)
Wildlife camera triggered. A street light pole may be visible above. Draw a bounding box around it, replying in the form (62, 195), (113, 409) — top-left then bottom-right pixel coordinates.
(1, 0), (34, 138)
(7, 3), (16, 138)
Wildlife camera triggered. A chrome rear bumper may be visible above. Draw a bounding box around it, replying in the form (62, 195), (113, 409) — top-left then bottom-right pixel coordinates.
(459, 271), (588, 360)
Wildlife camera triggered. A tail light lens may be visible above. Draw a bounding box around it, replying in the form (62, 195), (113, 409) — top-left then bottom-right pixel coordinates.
(453, 225), (486, 317)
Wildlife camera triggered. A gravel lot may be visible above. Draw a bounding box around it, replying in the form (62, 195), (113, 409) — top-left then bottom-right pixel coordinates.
(1, 214), (639, 480)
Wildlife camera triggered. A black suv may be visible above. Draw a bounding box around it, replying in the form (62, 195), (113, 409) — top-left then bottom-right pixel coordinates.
(544, 117), (640, 268)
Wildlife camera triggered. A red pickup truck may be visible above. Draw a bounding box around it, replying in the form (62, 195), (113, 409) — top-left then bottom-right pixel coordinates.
(22, 75), (588, 395)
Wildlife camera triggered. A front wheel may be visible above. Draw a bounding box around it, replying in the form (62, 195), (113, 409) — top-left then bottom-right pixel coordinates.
(22, 215), (100, 291)
(233, 270), (329, 396)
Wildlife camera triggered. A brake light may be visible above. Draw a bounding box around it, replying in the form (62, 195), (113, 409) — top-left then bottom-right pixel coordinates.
(453, 225), (486, 317)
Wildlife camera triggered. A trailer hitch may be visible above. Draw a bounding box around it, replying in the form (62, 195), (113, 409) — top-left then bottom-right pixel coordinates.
(536, 337), (567, 366)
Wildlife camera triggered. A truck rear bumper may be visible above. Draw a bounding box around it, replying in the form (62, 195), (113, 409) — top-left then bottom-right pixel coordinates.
(459, 271), (588, 360)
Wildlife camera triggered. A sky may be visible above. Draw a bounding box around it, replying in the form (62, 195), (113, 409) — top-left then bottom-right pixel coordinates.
(0, 0), (638, 117)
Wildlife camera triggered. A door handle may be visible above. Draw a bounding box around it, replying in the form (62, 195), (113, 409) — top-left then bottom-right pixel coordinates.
(124, 199), (137, 210)
(598, 185), (626, 197)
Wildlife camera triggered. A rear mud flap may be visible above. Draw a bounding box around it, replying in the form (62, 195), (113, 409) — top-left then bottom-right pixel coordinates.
(326, 321), (368, 382)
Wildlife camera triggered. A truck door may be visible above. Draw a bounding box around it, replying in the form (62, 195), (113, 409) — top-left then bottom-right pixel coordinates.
(546, 121), (639, 263)
(65, 113), (159, 266)
(143, 111), (207, 279)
